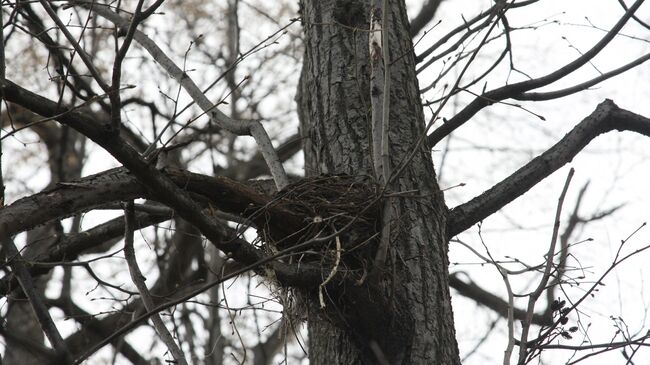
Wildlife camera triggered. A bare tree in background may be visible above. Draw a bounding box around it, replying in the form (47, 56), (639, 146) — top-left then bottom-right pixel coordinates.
(0, 0), (649, 364)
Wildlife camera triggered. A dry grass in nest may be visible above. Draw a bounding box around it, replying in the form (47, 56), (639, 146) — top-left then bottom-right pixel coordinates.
(253, 174), (383, 276)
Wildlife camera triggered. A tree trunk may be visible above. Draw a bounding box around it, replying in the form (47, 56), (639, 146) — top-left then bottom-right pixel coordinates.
(297, 1), (460, 364)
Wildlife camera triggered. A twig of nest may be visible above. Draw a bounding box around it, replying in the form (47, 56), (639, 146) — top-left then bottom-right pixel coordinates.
(249, 174), (382, 274)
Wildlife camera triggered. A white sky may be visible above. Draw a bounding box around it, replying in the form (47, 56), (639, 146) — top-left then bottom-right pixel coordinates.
(3, 0), (650, 364)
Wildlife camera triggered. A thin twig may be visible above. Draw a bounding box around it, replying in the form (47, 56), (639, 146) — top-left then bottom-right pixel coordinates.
(221, 268), (246, 365)
(518, 168), (575, 364)
(123, 201), (188, 365)
(502, 267), (515, 365)
(83, 3), (289, 189)
(38, 0), (110, 93)
(476, 226), (516, 365)
(109, 0), (145, 131)
(426, 0), (646, 148)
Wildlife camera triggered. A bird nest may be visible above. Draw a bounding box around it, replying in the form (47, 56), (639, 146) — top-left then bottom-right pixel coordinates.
(254, 174), (382, 272)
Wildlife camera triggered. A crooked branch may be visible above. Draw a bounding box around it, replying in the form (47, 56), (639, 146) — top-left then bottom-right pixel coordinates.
(448, 99), (650, 238)
(123, 202), (188, 365)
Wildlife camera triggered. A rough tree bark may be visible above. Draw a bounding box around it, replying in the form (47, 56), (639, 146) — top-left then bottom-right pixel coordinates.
(297, 1), (460, 363)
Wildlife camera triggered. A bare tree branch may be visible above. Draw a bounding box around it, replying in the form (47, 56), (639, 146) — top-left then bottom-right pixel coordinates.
(55, 277), (210, 364)
(45, 298), (150, 365)
(0, 80), (329, 292)
(448, 99), (650, 238)
(0, 164), (300, 246)
(123, 201), (189, 365)
(427, 0), (645, 148)
(518, 168), (574, 364)
(0, 325), (53, 362)
(37, 0), (111, 94)
(617, 0), (650, 30)
(515, 52), (650, 101)
(449, 273), (551, 325)
(79, 2), (289, 189)
(415, 0), (539, 65)
(215, 132), (302, 181)
(0, 230), (73, 363)
(0, 209), (170, 296)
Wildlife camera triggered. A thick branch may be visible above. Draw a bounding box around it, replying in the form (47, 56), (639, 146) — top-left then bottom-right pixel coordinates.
(0, 326), (52, 362)
(1, 232), (72, 363)
(0, 167), (142, 236)
(515, 52), (650, 101)
(0, 79), (321, 292)
(448, 99), (650, 238)
(409, 0), (443, 37)
(0, 164), (301, 249)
